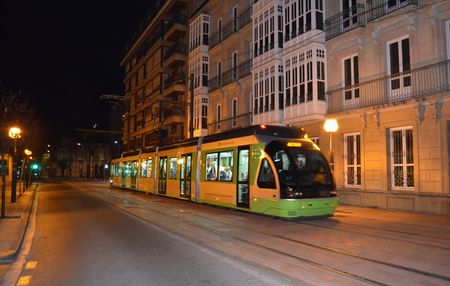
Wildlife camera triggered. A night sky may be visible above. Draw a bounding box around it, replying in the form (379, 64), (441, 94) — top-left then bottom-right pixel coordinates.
(0, 0), (154, 142)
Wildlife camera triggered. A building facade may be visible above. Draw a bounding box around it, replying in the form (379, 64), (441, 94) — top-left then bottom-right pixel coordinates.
(188, 0), (254, 136)
(122, 0), (450, 215)
(121, 0), (189, 149)
(320, 0), (450, 215)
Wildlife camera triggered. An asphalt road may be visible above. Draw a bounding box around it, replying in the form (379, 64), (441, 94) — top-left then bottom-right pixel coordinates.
(10, 181), (290, 286)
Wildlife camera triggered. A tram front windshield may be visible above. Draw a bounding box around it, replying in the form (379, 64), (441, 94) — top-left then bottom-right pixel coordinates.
(267, 143), (334, 199)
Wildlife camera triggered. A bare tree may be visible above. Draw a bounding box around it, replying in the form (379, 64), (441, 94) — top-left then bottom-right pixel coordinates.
(0, 86), (46, 156)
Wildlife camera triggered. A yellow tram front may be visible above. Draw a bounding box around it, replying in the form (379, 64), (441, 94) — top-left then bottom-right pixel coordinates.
(250, 138), (338, 218)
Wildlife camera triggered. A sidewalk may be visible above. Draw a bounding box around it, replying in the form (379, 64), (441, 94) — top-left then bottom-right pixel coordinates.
(0, 182), (37, 263)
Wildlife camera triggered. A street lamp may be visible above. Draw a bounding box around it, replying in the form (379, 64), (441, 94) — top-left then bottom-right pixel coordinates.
(23, 149), (32, 189)
(8, 127), (22, 202)
(323, 119), (339, 171)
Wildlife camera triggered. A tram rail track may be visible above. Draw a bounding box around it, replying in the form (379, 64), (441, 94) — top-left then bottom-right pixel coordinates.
(179, 210), (450, 284)
(299, 219), (450, 249)
(88, 188), (450, 286)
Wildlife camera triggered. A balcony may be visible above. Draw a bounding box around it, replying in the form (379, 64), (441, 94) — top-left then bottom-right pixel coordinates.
(163, 74), (186, 96)
(325, 0), (419, 40)
(327, 60), (450, 113)
(163, 44), (187, 68)
(209, 59), (252, 92)
(162, 107), (185, 125)
(164, 14), (188, 41)
(325, 4), (366, 40)
(367, 0), (419, 22)
(209, 5), (252, 49)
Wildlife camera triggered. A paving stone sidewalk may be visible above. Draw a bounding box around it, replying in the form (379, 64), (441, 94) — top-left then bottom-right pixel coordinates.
(0, 182), (37, 263)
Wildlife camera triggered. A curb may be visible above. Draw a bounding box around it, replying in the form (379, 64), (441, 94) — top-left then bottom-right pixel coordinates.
(0, 184), (38, 263)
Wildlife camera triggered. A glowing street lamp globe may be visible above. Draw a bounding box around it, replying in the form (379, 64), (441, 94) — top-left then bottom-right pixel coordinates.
(24, 149), (32, 156)
(323, 119), (339, 133)
(8, 127), (22, 139)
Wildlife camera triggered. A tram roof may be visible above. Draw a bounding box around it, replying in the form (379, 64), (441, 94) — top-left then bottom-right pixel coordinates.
(116, 125), (306, 159)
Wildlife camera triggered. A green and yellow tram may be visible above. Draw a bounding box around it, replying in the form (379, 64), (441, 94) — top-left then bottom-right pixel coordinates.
(110, 125), (337, 218)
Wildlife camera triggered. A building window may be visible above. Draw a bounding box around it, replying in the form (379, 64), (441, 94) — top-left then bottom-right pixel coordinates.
(343, 55), (359, 103)
(201, 104), (208, 130)
(216, 105), (221, 130)
(217, 61), (222, 85)
(232, 51), (238, 80)
(232, 6), (238, 32)
(217, 19), (222, 42)
(344, 133), (361, 187)
(231, 98), (237, 127)
(390, 126), (414, 189)
(388, 37), (411, 98)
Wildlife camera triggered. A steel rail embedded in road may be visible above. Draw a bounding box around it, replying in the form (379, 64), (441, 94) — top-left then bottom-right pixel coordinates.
(78, 183), (450, 286)
(182, 211), (450, 284)
(299, 220), (450, 251)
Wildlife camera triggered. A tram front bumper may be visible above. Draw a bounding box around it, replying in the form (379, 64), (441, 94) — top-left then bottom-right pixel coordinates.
(251, 197), (338, 218)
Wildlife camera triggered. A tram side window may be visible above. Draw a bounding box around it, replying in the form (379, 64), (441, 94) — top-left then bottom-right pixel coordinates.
(115, 163), (120, 176)
(219, 151), (233, 181)
(141, 159), (153, 178)
(258, 159), (276, 189)
(169, 157), (178, 179)
(205, 151), (233, 181)
(205, 153), (218, 180)
(124, 162), (131, 178)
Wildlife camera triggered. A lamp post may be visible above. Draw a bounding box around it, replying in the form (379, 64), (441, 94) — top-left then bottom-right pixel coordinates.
(323, 119), (339, 171)
(1, 154), (6, 218)
(23, 149), (32, 190)
(8, 127), (22, 203)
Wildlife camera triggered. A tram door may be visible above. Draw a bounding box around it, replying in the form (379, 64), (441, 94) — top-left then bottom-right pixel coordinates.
(158, 157), (167, 194)
(237, 146), (250, 208)
(179, 154), (192, 198)
(131, 161), (137, 189)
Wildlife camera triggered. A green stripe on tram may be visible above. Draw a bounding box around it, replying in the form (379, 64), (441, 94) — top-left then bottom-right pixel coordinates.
(251, 197), (338, 218)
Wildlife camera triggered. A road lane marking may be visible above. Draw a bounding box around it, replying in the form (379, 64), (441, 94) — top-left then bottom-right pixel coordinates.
(16, 275), (31, 286)
(25, 261), (38, 270)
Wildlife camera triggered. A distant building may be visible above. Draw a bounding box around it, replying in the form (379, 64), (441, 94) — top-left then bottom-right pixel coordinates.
(121, 0), (450, 215)
(51, 138), (113, 180)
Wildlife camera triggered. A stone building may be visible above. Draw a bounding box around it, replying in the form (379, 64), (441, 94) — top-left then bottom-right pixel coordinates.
(319, 0), (450, 215)
(189, 0), (254, 135)
(121, 0), (450, 214)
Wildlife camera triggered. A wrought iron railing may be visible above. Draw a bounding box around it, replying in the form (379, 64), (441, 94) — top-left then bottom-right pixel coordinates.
(163, 44), (187, 61)
(164, 14), (188, 34)
(209, 5), (253, 49)
(163, 107), (185, 118)
(163, 73), (186, 87)
(327, 60), (450, 113)
(325, 0), (418, 40)
(207, 112), (252, 134)
(367, 0), (419, 21)
(325, 4), (366, 40)
(208, 59), (252, 92)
